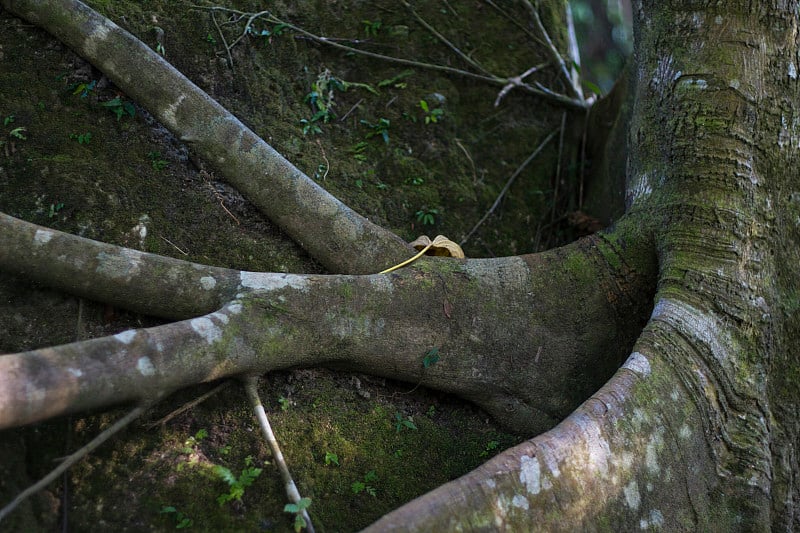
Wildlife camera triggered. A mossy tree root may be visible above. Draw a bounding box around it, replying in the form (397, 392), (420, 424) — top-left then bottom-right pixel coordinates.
(0, 214), (655, 434)
(0, 0), (411, 274)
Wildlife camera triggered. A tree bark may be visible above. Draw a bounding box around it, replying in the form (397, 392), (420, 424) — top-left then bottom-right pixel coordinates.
(0, 0), (798, 530)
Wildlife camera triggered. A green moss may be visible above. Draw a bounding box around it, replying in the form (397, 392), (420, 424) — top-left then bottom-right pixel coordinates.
(1, 0), (571, 529)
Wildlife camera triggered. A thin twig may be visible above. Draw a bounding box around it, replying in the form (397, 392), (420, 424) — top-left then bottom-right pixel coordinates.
(454, 138), (477, 184)
(494, 63), (547, 107)
(520, 0), (583, 101)
(401, 0), (491, 77)
(338, 97), (363, 122)
(211, 11), (234, 69)
(315, 139), (330, 180)
(243, 377), (314, 533)
(461, 131), (557, 245)
(192, 5), (587, 110)
(483, 0), (544, 47)
(0, 405), (149, 523)
(160, 235), (189, 255)
(145, 381), (232, 429)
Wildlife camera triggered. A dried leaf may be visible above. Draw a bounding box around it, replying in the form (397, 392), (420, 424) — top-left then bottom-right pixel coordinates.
(409, 235), (465, 258)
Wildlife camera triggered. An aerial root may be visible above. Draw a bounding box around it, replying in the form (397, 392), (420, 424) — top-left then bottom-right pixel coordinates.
(243, 376), (315, 533)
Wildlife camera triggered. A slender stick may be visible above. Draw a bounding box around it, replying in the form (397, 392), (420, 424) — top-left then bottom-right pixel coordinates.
(401, 0), (492, 77)
(0, 405), (148, 523)
(461, 131), (557, 245)
(190, 5), (587, 110)
(145, 381), (232, 429)
(243, 377), (314, 533)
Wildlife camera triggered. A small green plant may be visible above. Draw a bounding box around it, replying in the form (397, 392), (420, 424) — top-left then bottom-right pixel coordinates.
(362, 19), (382, 37)
(422, 347), (440, 368)
(181, 428), (208, 454)
(361, 118), (390, 144)
(377, 70), (413, 89)
(148, 151), (168, 171)
(71, 79), (96, 98)
(480, 440), (500, 458)
(419, 99), (444, 124)
(283, 497), (312, 532)
(350, 141), (369, 162)
(205, 32), (217, 45)
(248, 23), (288, 41)
(278, 396), (291, 411)
(9, 127), (27, 140)
(214, 455), (263, 505)
(324, 452), (340, 466)
(3, 115), (14, 126)
(415, 208), (439, 226)
(394, 412), (418, 433)
(100, 96), (136, 121)
(48, 202), (64, 219)
(299, 118), (323, 136)
(426, 405), (436, 417)
(70, 132), (92, 145)
(405, 176), (424, 186)
(218, 444), (232, 456)
(351, 470), (378, 497)
(160, 506), (193, 529)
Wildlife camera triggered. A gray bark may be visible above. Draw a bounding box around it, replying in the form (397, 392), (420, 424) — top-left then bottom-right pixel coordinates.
(0, 0), (797, 530)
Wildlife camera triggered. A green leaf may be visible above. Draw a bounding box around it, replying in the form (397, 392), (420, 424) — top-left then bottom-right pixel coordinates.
(423, 347), (440, 368)
(583, 80), (603, 96)
(213, 465), (236, 486)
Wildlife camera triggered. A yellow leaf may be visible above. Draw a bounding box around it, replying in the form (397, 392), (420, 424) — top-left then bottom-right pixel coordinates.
(380, 235), (465, 274)
(409, 235), (465, 258)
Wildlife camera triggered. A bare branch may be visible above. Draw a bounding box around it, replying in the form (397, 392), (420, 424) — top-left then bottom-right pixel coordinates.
(461, 131), (557, 246)
(0, 405), (149, 523)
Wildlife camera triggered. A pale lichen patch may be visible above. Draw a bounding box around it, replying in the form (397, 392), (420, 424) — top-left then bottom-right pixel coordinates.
(191, 317), (222, 344)
(622, 351), (651, 377)
(114, 329), (137, 344)
(33, 229), (53, 245)
(640, 509), (664, 529)
(67, 367), (83, 378)
(96, 249), (143, 280)
(200, 276), (217, 290)
(163, 94), (187, 129)
(137, 356), (156, 376)
(239, 271), (309, 292)
(519, 455), (542, 495)
(511, 495), (529, 510)
(211, 311), (229, 325)
(624, 480), (641, 510)
(225, 301), (243, 315)
(645, 431), (664, 474)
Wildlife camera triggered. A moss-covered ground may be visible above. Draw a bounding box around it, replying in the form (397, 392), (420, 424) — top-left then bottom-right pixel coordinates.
(0, 0), (589, 529)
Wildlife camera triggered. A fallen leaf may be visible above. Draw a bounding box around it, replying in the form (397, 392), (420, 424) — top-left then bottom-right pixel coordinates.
(409, 235), (465, 258)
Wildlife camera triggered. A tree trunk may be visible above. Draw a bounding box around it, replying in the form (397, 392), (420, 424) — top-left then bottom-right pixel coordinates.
(0, 0), (797, 530)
